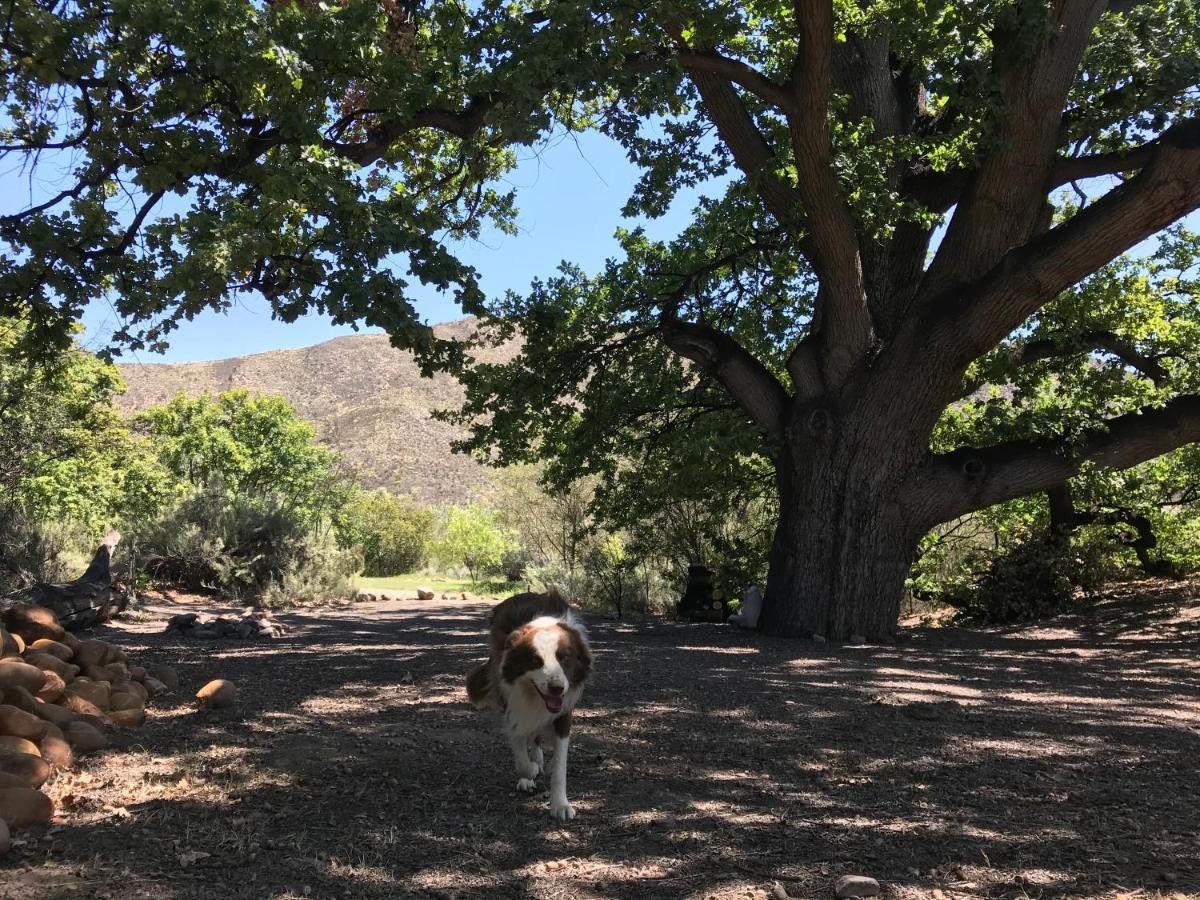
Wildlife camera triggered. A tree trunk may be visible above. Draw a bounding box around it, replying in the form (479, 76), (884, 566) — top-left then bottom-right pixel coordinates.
(759, 424), (925, 642)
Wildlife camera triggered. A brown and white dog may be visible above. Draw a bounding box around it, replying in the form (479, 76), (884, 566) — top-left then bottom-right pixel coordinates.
(466, 591), (592, 821)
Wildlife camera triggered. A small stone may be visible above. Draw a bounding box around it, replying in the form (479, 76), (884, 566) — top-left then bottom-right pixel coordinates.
(417, 588), (434, 601)
(148, 665), (179, 689)
(771, 882), (791, 899)
(195, 679), (236, 708)
(812, 634), (827, 644)
(848, 634), (867, 645)
(834, 875), (880, 898)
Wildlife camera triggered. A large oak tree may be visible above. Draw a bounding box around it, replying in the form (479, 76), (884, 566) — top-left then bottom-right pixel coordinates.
(3, 0), (1200, 638)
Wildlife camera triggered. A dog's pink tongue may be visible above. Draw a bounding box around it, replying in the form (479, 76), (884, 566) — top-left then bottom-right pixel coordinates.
(545, 694), (564, 713)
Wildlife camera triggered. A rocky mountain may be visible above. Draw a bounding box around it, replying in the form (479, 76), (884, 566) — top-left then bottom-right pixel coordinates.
(116, 318), (518, 504)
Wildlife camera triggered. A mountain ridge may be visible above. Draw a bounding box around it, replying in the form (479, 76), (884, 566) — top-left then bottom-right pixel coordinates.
(116, 318), (516, 504)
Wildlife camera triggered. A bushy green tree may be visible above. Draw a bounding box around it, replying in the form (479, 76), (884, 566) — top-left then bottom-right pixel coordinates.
(491, 465), (596, 575)
(134, 390), (347, 522)
(0, 317), (182, 586)
(435, 503), (516, 584)
(337, 488), (433, 576)
(130, 389), (360, 600)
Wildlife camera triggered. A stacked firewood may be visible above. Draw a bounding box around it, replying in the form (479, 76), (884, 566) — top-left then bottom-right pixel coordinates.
(0, 603), (178, 857)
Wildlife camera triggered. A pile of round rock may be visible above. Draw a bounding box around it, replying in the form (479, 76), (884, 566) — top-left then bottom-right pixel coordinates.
(0, 602), (178, 858)
(165, 609), (287, 640)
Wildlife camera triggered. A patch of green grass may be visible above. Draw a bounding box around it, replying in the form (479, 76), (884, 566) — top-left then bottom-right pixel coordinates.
(355, 572), (513, 596)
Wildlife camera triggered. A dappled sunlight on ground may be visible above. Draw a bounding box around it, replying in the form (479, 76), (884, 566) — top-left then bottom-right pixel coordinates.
(1, 583), (1198, 898)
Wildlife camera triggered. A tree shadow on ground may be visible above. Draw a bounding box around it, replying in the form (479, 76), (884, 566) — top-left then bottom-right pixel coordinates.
(2, 588), (1198, 899)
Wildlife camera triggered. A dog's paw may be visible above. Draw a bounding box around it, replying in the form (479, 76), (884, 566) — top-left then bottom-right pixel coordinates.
(516, 778), (538, 793)
(550, 800), (576, 821)
(516, 760), (539, 780)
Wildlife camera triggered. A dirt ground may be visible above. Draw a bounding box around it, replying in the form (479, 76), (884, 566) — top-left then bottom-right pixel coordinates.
(2, 580), (1199, 900)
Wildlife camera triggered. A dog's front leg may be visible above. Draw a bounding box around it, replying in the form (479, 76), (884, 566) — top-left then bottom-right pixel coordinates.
(549, 713), (575, 821)
(508, 727), (539, 792)
(529, 738), (544, 775)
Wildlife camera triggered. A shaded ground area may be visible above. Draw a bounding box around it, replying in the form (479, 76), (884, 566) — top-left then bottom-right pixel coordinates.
(2, 580), (1199, 900)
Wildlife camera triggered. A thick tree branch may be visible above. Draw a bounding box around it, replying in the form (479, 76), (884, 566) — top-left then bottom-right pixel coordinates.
(786, 0), (871, 383)
(674, 49), (792, 108)
(326, 95), (500, 164)
(921, 0), (1109, 296)
(681, 68), (806, 228)
(905, 141), (1162, 216)
(927, 115), (1200, 375)
(659, 317), (788, 436)
(830, 28), (924, 334)
(926, 395), (1200, 521)
(959, 329), (1170, 399)
(1047, 143), (1161, 188)
(1018, 330), (1169, 383)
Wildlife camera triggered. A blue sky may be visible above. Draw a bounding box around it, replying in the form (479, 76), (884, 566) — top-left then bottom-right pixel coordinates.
(79, 130), (709, 364)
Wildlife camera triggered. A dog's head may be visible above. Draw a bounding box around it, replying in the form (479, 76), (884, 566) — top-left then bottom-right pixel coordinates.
(501, 615), (591, 714)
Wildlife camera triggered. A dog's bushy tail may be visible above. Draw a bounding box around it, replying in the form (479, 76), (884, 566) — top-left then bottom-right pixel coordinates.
(466, 663), (491, 708)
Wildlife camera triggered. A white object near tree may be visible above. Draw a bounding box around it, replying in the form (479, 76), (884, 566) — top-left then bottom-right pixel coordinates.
(728, 585), (762, 629)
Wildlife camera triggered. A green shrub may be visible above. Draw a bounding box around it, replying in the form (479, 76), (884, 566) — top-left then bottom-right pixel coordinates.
(337, 489), (432, 576)
(260, 527), (360, 608)
(954, 536), (1113, 625)
(0, 511), (92, 592)
(434, 503), (517, 584)
(135, 485), (359, 602)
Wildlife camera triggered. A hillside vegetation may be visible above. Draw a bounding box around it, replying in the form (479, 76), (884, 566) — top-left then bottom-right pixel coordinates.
(117, 319), (518, 504)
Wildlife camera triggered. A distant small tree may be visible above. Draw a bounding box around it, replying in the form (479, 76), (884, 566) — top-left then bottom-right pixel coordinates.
(492, 465), (596, 574)
(436, 504), (516, 584)
(586, 534), (638, 620)
(337, 489), (433, 576)
(134, 390), (348, 523)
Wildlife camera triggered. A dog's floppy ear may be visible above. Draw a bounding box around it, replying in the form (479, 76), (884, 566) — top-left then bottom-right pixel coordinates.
(466, 662), (491, 707)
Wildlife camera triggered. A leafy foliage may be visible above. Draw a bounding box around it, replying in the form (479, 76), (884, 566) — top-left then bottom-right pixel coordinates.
(953, 534), (1114, 625)
(135, 484), (358, 602)
(336, 488), (433, 576)
(134, 389), (348, 524)
(0, 318), (129, 531)
(434, 503), (517, 584)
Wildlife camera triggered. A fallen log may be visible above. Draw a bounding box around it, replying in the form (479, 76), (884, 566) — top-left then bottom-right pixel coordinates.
(3, 532), (127, 631)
